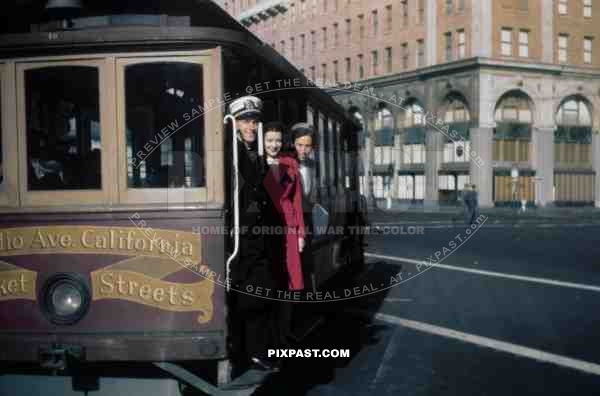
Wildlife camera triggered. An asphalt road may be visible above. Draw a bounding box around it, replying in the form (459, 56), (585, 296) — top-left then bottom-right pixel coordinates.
(255, 223), (600, 396)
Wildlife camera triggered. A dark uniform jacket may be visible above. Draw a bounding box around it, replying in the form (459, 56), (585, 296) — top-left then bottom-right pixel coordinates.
(233, 140), (271, 283)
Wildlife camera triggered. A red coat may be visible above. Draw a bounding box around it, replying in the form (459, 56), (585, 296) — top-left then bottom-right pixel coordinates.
(262, 155), (305, 290)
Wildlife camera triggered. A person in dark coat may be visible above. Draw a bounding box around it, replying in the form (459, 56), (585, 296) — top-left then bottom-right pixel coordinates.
(463, 183), (474, 225)
(228, 96), (281, 372)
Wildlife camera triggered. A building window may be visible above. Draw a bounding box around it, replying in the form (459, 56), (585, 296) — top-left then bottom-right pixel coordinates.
(401, 0), (408, 26)
(310, 66), (316, 80)
(558, 0), (567, 15)
(333, 23), (339, 47)
(558, 34), (568, 63)
(584, 0), (592, 18)
(458, 30), (466, 59)
(372, 10), (378, 37)
(290, 37), (295, 58)
(584, 37), (593, 64)
(322, 27), (327, 49)
(446, 0), (453, 15)
(301, 34), (306, 56)
(290, 2), (296, 23)
(417, 39), (425, 67)
(501, 28), (512, 56)
(417, 0), (425, 24)
(322, 63), (327, 81)
(345, 57), (351, 80)
(385, 47), (392, 73)
(359, 14), (365, 39)
(346, 18), (351, 42)
(372, 50), (378, 76)
(519, 30), (529, 58)
(333, 60), (339, 82)
(402, 42), (409, 69)
(311, 30), (316, 54)
(444, 32), (453, 61)
(518, 0), (528, 12)
(280, 40), (285, 55)
(358, 54), (364, 79)
(385, 5), (392, 32)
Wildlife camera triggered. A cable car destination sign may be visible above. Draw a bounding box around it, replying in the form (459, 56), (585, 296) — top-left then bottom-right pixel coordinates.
(0, 226), (214, 324)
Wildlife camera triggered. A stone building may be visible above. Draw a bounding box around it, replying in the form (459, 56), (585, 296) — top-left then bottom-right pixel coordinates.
(220, 0), (600, 207)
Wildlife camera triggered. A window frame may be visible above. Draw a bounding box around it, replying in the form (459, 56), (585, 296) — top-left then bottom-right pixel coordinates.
(115, 51), (221, 205)
(558, 0), (568, 15)
(584, 0), (592, 18)
(501, 28), (513, 57)
(0, 62), (18, 207)
(16, 58), (113, 207)
(558, 33), (569, 63)
(458, 30), (466, 59)
(518, 30), (529, 58)
(584, 37), (593, 64)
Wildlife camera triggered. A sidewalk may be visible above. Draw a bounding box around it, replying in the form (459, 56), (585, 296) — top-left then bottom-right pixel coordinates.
(367, 205), (600, 225)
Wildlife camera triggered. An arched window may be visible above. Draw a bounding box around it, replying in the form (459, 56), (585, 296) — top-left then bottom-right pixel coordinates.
(444, 96), (471, 123)
(556, 98), (591, 126)
(400, 101), (426, 165)
(401, 102), (426, 128)
(441, 94), (471, 163)
(493, 91), (533, 162)
(494, 92), (533, 126)
(555, 96), (593, 168)
(374, 107), (394, 173)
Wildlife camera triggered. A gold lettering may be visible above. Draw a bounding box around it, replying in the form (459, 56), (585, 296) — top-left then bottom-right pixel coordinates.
(7, 280), (17, 294)
(19, 273), (27, 293)
(139, 284), (152, 300)
(81, 230), (94, 248)
(100, 272), (114, 294)
(182, 242), (193, 257)
(31, 229), (47, 249)
(181, 290), (194, 306)
(59, 234), (72, 248)
(128, 280), (139, 295)
(152, 287), (165, 302)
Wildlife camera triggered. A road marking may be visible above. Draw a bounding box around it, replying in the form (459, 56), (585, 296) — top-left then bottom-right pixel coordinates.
(365, 253), (600, 293)
(384, 298), (413, 303)
(372, 312), (600, 377)
(371, 222), (599, 229)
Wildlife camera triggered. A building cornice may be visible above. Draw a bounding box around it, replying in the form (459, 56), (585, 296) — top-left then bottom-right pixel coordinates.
(328, 57), (600, 96)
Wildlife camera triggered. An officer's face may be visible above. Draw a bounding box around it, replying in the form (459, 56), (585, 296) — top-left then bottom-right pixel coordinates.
(294, 135), (313, 161)
(237, 118), (259, 144)
(264, 130), (283, 158)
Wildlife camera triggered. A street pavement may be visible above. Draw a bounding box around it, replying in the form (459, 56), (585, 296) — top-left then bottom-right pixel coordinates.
(252, 222), (600, 396)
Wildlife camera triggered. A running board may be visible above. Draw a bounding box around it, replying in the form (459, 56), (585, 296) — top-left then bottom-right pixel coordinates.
(153, 362), (259, 396)
(288, 316), (325, 343)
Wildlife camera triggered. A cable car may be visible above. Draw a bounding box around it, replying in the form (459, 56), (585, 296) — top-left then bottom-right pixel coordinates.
(0, 1), (365, 394)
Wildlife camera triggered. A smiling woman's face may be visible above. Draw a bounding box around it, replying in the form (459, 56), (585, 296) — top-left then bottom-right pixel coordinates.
(264, 130), (283, 158)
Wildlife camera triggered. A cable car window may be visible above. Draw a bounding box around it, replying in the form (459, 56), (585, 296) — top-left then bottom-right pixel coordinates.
(25, 66), (101, 190)
(125, 62), (205, 189)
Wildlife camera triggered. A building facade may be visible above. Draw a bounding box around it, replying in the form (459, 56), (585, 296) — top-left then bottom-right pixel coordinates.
(221, 0), (600, 208)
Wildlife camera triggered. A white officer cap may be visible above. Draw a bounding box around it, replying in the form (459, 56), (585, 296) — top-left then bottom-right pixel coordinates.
(228, 96), (263, 119)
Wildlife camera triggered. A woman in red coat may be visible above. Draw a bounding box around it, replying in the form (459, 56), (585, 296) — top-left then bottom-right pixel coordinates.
(261, 122), (305, 291)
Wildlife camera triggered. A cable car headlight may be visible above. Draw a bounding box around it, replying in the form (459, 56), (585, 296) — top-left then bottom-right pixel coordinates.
(40, 273), (90, 325)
